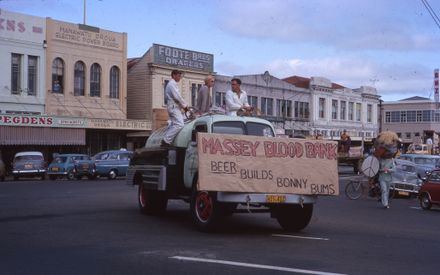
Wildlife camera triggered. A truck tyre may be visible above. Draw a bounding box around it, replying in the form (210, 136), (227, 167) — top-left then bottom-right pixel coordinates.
(190, 188), (223, 232)
(67, 171), (75, 180)
(138, 185), (168, 215)
(273, 204), (313, 232)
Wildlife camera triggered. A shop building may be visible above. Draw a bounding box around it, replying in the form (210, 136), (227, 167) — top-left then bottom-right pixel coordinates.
(127, 43), (214, 146)
(381, 96), (440, 150)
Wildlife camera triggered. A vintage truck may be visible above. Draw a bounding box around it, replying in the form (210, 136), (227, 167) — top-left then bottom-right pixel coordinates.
(127, 114), (338, 232)
(337, 142), (363, 173)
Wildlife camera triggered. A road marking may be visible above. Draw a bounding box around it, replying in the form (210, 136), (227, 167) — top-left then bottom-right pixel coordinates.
(272, 234), (330, 241)
(410, 206), (422, 210)
(170, 256), (346, 275)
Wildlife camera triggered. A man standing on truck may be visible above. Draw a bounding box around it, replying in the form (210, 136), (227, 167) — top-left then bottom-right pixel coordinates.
(225, 78), (252, 116)
(162, 70), (189, 147)
(195, 75), (215, 114)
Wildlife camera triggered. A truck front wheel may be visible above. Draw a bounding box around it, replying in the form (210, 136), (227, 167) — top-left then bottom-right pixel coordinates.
(138, 185), (168, 215)
(272, 204), (313, 232)
(190, 189), (223, 232)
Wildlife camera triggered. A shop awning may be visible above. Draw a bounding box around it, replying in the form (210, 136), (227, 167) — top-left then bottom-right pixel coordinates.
(0, 126), (86, 145)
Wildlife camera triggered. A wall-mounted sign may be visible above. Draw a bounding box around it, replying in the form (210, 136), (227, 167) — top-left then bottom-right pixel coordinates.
(0, 114), (151, 130)
(152, 43), (213, 72)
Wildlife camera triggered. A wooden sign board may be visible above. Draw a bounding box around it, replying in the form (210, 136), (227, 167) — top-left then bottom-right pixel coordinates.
(197, 133), (339, 196)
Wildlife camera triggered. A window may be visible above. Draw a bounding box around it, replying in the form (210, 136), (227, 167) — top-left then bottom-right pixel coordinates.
(356, 103), (361, 121)
(214, 91), (225, 107)
(391, 111), (400, 122)
(294, 101), (309, 119)
(405, 132), (411, 139)
(191, 83), (202, 106)
(164, 80), (169, 105)
(248, 96), (258, 108)
(348, 102), (354, 120)
(423, 110), (431, 122)
(319, 98), (325, 118)
(247, 122), (274, 137)
(110, 66), (120, 99)
(52, 57), (64, 94)
(340, 100), (346, 120)
(332, 100), (338, 120)
(407, 111), (416, 122)
(11, 53), (22, 94)
(400, 111), (406, 123)
(90, 63), (101, 97)
(261, 97), (273, 116)
(367, 104), (372, 123)
(212, 121), (245, 135)
(385, 111), (391, 123)
(416, 111), (422, 122)
(74, 61), (85, 96)
(28, 55), (38, 96)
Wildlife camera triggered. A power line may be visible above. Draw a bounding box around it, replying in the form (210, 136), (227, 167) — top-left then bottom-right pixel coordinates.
(421, 0), (440, 30)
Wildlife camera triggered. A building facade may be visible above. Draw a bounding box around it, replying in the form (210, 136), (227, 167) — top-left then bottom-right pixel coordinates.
(284, 76), (380, 143)
(127, 44), (214, 146)
(381, 96), (440, 148)
(213, 71), (311, 136)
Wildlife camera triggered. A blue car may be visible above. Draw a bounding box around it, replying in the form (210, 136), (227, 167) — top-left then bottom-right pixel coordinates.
(93, 149), (133, 179)
(48, 154), (95, 180)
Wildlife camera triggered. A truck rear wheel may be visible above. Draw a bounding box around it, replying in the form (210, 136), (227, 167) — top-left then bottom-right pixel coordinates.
(190, 189), (223, 232)
(138, 185), (168, 215)
(272, 204), (313, 232)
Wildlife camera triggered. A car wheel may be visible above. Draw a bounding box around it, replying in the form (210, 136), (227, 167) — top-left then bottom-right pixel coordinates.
(272, 204), (313, 232)
(138, 184), (168, 215)
(420, 193), (432, 210)
(66, 171), (75, 180)
(49, 175), (57, 180)
(107, 169), (117, 180)
(190, 187), (223, 232)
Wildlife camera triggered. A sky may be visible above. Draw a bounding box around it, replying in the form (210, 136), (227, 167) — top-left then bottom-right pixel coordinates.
(1, 0), (440, 101)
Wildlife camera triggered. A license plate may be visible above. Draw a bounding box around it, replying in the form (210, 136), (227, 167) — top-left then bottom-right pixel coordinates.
(25, 164), (33, 169)
(52, 167), (59, 172)
(266, 195), (286, 203)
(82, 164), (89, 169)
(398, 191), (410, 196)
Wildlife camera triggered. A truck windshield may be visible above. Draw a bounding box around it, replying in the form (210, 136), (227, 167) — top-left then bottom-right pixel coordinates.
(246, 122), (274, 137)
(212, 121), (245, 135)
(212, 121), (274, 137)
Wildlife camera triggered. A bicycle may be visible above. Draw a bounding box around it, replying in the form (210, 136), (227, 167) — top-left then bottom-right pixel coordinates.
(345, 174), (395, 200)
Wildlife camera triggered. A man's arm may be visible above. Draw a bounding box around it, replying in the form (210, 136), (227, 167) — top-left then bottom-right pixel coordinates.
(167, 82), (187, 109)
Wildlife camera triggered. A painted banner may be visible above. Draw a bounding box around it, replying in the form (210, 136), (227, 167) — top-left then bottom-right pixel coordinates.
(197, 133), (339, 196)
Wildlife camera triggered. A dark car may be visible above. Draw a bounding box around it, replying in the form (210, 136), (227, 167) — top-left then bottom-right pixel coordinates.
(47, 154), (96, 180)
(12, 151), (46, 180)
(419, 169), (440, 210)
(93, 149), (133, 179)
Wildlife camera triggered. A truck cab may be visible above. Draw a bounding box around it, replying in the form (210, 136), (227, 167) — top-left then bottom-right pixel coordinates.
(128, 114), (317, 232)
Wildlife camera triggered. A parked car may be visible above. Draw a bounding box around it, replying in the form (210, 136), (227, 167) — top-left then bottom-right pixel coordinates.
(0, 154), (5, 181)
(391, 159), (423, 197)
(407, 144), (430, 154)
(12, 151), (46, 180)
(397, 154), (440, 179)
(419, 168), (440, 210)
(93, 149), (133, 179)
(47, 154), (96, 180)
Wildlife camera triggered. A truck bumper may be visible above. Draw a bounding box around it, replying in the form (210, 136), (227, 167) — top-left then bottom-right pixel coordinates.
(216, 192), (317, 204)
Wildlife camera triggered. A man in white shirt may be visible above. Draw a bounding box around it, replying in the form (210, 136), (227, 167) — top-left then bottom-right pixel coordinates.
(162, 70), (188, 146)
(225, 78), (252, 116)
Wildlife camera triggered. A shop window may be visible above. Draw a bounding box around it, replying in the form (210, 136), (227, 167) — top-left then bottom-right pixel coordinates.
(11, 53), (22, 94)
(90, 63), (101, 97)
(74, 61), (85, 96)
(52, 57), (64, 94)
(109, 66), (120, 99)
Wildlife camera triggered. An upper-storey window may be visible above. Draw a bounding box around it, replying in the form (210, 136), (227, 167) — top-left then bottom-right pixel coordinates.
(110, 66), (120, 99)
(74, 61), (85, 96)
(11, 53), (22, 94)
(52, 58), (64, 94)
(90, 63), (101, 97)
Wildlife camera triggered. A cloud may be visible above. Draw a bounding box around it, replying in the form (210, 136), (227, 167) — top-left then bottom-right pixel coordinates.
(215, 0), (440, 51)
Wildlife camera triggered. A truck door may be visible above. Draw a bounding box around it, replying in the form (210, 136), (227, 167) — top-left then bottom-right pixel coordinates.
(183, 124), (207, 189)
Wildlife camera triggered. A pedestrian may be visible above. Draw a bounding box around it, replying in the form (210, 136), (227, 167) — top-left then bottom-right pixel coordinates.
(161, 70), (188, 147)
(378, 157), (395, 209)
(195, 75), (215, 114)
(426, 136), (433, 154)
(225, 78), (252, 116)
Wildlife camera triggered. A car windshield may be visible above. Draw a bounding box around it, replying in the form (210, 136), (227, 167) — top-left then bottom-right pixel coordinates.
(15, 155), (43, 161)
(212, 121), (245, 135)
(246, 122), (274, 137)
(414, 157), (437, 165)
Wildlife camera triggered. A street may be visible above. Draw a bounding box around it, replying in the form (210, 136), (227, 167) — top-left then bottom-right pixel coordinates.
(0, 169), (439, 275)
